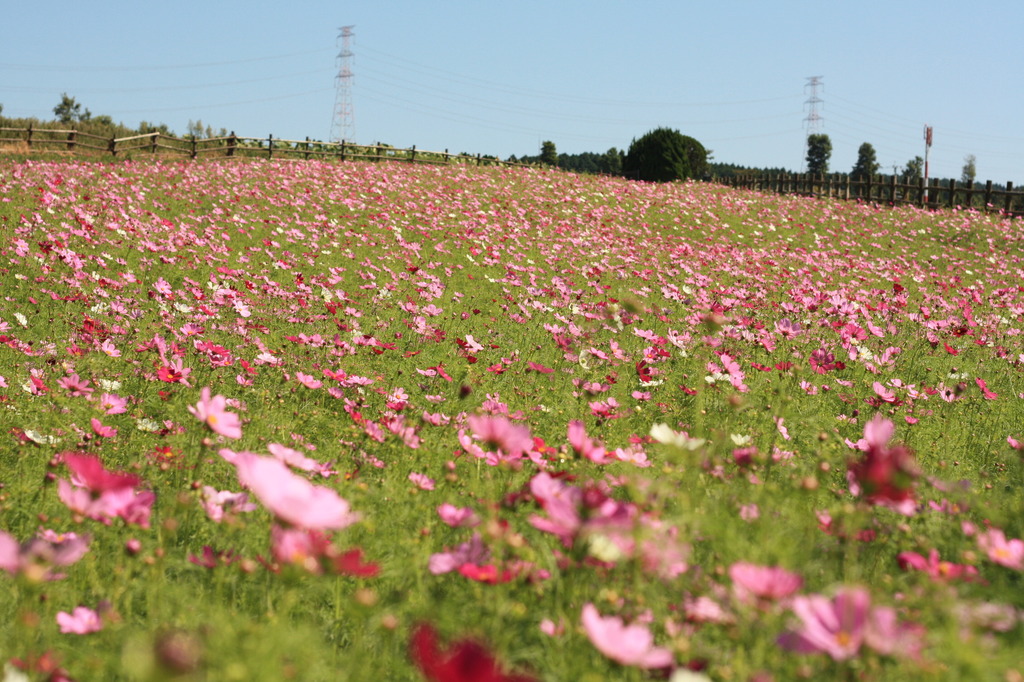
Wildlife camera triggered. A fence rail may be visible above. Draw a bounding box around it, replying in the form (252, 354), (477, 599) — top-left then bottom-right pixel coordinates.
(721, 172), (1023, 218)
(0, 125), (529, 169)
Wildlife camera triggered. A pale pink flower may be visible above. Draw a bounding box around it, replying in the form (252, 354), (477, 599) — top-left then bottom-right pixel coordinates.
(188, 387), (242, 439)
(200, 486), (257, 523)
(0, 530), (90, 581)
(467, 414), (533, 458)
(58, 373), (93, 397)
(408, 472), (435, 491)
(428, 533), (490, 575)
(99, 339), (121, 357)
(977, 528), (1024, 570)
(232, 453), (358, 530)
(729, 562), (803, 604)
(57, 606), (103, 634)
(437, 504), (479, 528)
(567, 420), (610, 464)
(268, 442), (333, 477)
(99, 393), (127, 415)
(295, 372), (322, 389)
(580, 603), (674, 669)
(739, 503), (760, 521)
(779, 587), (920, 661)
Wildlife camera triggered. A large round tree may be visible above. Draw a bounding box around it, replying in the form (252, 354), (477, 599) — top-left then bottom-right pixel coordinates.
(623, 128), (707, 182)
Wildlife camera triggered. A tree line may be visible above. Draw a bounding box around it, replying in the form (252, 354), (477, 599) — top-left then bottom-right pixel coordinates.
(517, 128), (709, 183)
(0, 93), (226, 142)
(806, 133), (980, 187)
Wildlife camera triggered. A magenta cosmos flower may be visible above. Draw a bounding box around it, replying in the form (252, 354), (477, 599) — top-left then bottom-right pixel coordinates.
(188, 387), (242, 439)
(232, 453), (359, 530)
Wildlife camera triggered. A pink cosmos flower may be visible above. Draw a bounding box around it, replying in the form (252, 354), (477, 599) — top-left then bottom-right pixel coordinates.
(98, 393), (128, 415)
(778, 587), (920, 661)
(428, 533), (490, 575)
(436, 504), (480, 528)
(157, 358), (192, 386)
(90, 417), (117, 439)
(63, 452), (139, 492)
(580, 603), (674, 669)
(188, 387), (242, 439)
(467, 415), (533, 458)
(409, 472), (436, 491)
(200, 486), (257, 523)
(0, 530), (89, 581)
(295, 372), (322, 389)
(729, 562), (803, 604)
(270, 526), (378, 576)
(232, 453), (358, 530)
(897, 549), (978, 581)
(847, 415), (919, 515)
(57, 606), (102, 634)
(267, 443), (333, 477)
(567, 420), (610, 464)
(976, 528), (1024, 570)
(58, 373), (93, 397)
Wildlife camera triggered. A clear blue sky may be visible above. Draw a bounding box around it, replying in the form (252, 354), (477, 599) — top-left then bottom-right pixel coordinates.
(3, 1), (1023, 182)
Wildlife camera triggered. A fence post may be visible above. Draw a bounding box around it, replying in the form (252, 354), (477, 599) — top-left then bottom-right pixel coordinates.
(227, 131), (236, 157)
(26, 123), (32, 149)
(918, 178), (927, 207)
(304, 136), (310, 161)
(190, 135), (197, 160)
(965, 180), (974, 209)
(268, 134), (273, 160)
(948, 179), (957, 208)
(444, 148), (449, 164)
(377, 143), (382, 161)
(889, 175), (897, 204)
(410, 145), (416, 164)
(984, 180), (993, 210)
(1005, 181), (1014, 215)
(340, 141), (346, 162)
(151, 132), (158, 154)
(67, 128), (76, 152)
(108, 135), (116, 156)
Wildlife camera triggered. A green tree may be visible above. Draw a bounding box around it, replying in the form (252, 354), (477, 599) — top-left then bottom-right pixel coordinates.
(623, 127), (707, 182)
(903, 156), (924, 182)
(961, 154), (977, 186)
(599, 147), (623, 175)
(851, 142), (879, 179)
(53, 93), (91, 124)
(805, 134), (832, 175)
(540, 140), (558, 166)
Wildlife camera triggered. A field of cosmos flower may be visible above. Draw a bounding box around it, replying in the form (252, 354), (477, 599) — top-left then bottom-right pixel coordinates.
(1, 156), (1023, 680)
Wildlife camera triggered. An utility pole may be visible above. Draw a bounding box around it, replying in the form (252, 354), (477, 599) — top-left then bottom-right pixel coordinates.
(802, 76), (824, 171)
(923, 124), (933, 202)
(330, 25), (355, 144)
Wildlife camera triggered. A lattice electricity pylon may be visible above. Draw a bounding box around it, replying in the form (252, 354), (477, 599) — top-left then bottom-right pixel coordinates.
(803, 75), (824, 135)
(330, 25), (355, 144)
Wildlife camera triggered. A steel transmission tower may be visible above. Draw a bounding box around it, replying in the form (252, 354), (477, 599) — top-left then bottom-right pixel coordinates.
(801, 76), (824, 171)
(330, 25), (355, 143)
(803, 76), (824, 135)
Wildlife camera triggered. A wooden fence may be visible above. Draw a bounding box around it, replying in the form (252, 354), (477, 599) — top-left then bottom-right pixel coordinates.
(721, 172), (1023, 218)
(0, 125), (528, 169)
